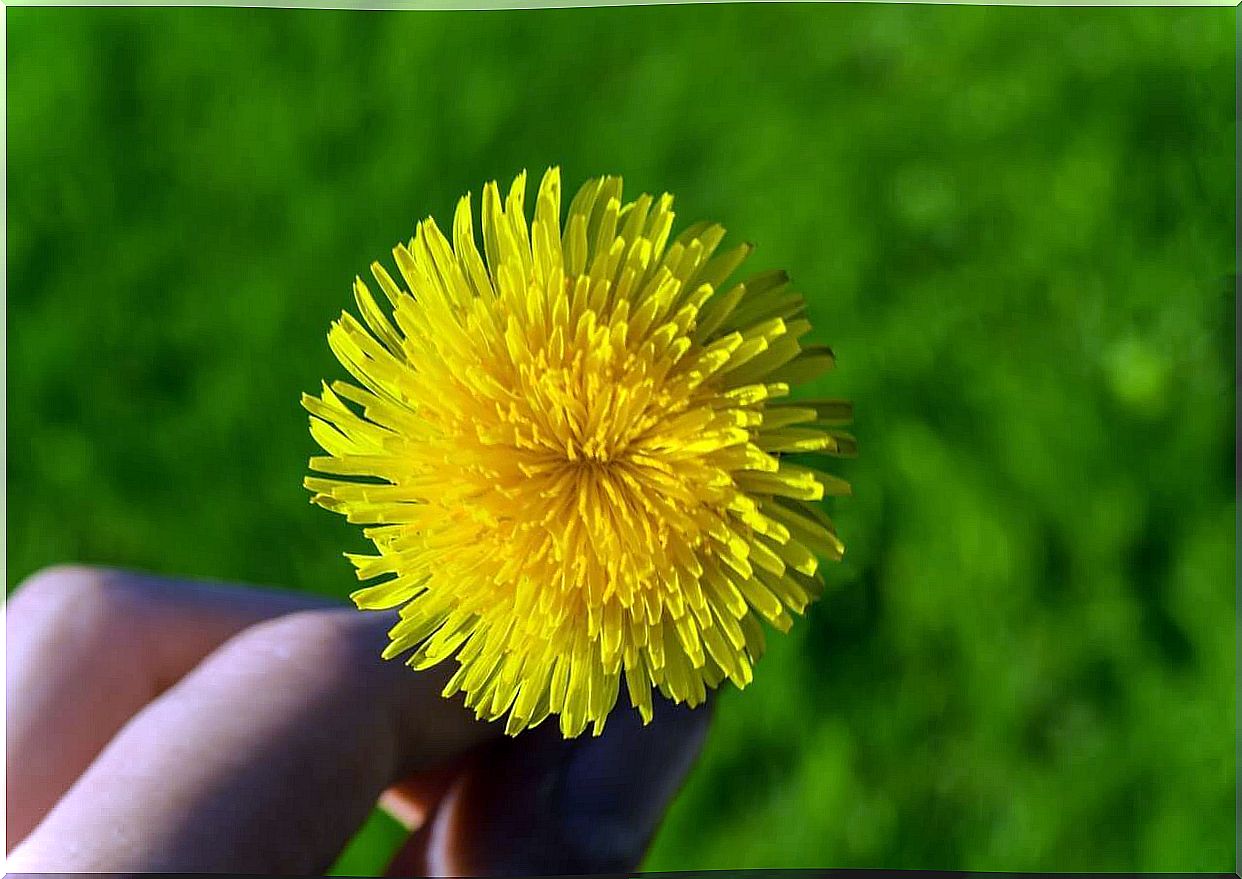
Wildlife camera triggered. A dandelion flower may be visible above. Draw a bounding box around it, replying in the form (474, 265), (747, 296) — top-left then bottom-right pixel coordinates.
(303, 168), (854, 738)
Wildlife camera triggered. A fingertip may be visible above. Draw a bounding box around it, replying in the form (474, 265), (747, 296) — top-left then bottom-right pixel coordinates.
(413, 696), (713, 876)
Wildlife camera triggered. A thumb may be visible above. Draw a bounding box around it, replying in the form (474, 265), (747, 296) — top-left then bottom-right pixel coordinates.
(387, 696), (712, 877)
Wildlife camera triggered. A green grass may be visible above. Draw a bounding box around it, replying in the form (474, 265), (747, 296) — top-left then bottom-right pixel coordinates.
(7, 5), (1235, 872)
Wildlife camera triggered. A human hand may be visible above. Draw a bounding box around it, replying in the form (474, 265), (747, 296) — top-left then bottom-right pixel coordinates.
(5, 566), (711, 875)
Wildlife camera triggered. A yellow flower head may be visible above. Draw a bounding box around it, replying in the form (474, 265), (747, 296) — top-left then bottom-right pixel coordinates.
(304, 168), (853, 738)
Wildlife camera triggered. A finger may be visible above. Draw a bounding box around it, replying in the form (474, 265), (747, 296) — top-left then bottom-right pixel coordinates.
(378, 761), (466, 831)
(6, 607), (499, 874)
(6, 565), (334, 849)
(387, 695), (713, 877)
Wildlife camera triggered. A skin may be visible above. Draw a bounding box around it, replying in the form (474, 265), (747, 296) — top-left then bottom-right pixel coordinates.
(5, 565), (711, 875)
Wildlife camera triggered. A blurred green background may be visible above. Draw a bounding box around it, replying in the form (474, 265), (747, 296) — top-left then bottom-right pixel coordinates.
(7, 4), (1235, 873)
